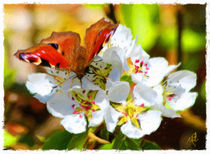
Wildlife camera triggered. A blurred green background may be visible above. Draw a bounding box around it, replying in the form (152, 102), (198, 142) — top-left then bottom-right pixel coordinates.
(4, 4), (206, 150)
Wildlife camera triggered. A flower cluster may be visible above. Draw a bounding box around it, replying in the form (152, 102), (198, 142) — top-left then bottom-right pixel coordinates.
(26, 24), (197, 139)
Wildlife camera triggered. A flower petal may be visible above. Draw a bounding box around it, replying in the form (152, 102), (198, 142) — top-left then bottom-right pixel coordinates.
(145, 57), (177, 86)
(133, 83), (157, 106)
(104, 106), (122, 133)
(95, 90), (109, 110)
(168, 92), (198, 111)
(138, 110), (162, 135)
(108, 81), (130, 103)
(121, 120), (144, 139)
(26, 73), (57, 97)
(88, 110), (104, 127)
(81, 77), (101, 90)
(47, 92), (75, 118)
(61, 114), (87, 134)
(160, 107), (181, 118)
(167, 70), (197, 92)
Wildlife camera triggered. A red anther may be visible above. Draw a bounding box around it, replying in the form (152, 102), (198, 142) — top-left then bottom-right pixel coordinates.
(82, 90), (86, 94)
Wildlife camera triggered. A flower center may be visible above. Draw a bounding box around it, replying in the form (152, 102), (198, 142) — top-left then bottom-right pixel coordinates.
(71, 90), (100, 120)
(110, 101), (148, 129)
(162, 85), (177, 107)
(127, 58), (150, 79)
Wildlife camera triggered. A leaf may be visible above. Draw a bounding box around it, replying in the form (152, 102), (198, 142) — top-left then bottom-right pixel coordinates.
(4, 130), (19, 148)
(99, 143), (113, 150)
(42, 130), (72, 150)
(113, 131), (126, 149)
(142, 140), (161, 150)
(126, 138), (142, 150)
(68, 131), (88, 150)
(99, 127), (109, 141)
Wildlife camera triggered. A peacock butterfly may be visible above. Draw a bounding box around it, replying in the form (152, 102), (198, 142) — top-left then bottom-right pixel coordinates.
(14, 18), (118, 78)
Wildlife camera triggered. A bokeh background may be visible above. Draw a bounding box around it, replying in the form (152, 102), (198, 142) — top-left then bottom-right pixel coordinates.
(4, 4), (206, 150)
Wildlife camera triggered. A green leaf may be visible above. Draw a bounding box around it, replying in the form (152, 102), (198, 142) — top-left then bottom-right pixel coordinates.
(113, 131), (126, 149)
(126, 138), (142, 150)
(99, 127), (109, 141)
(68, 131), (88, 150)
(42, 130), (72, 150)
(142, 140), (161, 150)
(99, 142), (113, 150)
(4, 130), (19, 148)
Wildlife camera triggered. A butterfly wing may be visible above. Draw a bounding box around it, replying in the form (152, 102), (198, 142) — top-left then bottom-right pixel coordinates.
(85, 18), (118, 62)
(14, 31), (88, 74)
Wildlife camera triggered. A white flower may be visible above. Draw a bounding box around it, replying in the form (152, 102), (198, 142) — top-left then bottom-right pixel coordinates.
(129, 57), (179, 87)
(60, 89), (109, 134)
(153, 70), (198, 118)
(105, 81), (162, 138)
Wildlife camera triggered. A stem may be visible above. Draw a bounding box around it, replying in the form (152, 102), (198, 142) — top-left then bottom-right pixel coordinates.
(88, 132), (110, 144)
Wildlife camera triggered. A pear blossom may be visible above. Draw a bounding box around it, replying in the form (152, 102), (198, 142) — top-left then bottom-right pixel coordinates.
(105, 81), (162, 138)
(23, 22), (198, 140)
(153, 70), (197, 118)
(128, 56), (179, 87)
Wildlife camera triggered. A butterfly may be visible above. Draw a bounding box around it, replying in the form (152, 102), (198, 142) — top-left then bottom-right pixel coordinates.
(14, 18), (118, 79)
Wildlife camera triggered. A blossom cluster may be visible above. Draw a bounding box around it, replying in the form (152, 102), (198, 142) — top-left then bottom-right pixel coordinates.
(26, 24), (197, 139)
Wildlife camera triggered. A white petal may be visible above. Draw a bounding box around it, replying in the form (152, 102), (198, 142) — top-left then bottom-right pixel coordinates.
(62, 77), (81, 92)
(152, 85), (163, 105)
(26, 73), (57, 97)
(138, 110), (162, 135)
(108, 68), (121, 82)
(168, 92), (198, 111)
(61, 114), (87, 134)
(81, 77), (101, 90)
(160, 107), (181, 118)
(108, 81), (130, 103)
(129, 43), (149, 62)
(131, 73), (144, 84)
(103, 47), (126, 75)
(95, 90), (109, 110)
(88, 110), (104, 127)
(34, 93), (55, 103)
(167, 70), (197, 92)
(121, 120), (144, 139)
(47, 92), (75, 118)
(145, 57), (177, 86)
(104, 106), (122, 133)
(133, 83), (157, 106)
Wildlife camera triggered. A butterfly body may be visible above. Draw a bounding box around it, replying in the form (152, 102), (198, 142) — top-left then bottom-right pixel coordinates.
(15, 18), (118, 77)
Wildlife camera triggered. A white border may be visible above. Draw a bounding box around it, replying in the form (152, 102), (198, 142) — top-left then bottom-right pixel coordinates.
(0, 0), (209, 154)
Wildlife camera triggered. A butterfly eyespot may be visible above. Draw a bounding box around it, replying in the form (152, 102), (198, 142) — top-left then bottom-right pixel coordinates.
(48, 43), (59, 50)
